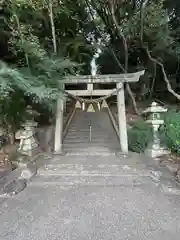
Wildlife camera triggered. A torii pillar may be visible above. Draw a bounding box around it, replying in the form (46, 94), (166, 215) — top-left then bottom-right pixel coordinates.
(54, 85), (64, 153)
(117, 83), (128, 153)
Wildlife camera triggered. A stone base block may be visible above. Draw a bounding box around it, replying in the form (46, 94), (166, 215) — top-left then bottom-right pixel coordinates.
(145, 147), (170, 159)
(53, 150), (66, 156)
(20, 165), (37, 180)
(17, 146), (41, 158)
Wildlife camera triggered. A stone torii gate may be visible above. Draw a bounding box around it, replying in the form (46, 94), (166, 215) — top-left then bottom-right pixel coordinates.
(54, 70), (145, 154)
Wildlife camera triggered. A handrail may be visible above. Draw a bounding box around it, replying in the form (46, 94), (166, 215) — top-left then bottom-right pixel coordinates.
(104, 100), (119, 139)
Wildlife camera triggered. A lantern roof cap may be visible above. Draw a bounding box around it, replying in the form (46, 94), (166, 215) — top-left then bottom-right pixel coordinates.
(26, 105), (39, 116)
(143, 102), (167, 114)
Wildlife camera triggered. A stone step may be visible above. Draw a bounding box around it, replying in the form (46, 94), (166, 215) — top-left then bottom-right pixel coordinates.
(64, 134), (117, 138)
(65, 130), (112, 134)
(64, 134), (117, 139)
(38, 154), (149, 174)
(42, 153), (147, 168)
(64, 135), (117, 139)
(30, 174), (152, 187)
(66, 133), (116, 137)
(44, 154), (130, 163)
(63, 151), (117, 156)
(65, 135), (117, 140)
(68, 124), (112, 127)
(63, 145), (119, 151)
(66, 133), (115, 137)
(63, 139), (118, 144)
(63, 143), (119, 146)
(69, 121), (114, 124)
(64, 142), (118, 146)
(68, 124), (115, 127)
(38, 163), (149, 176)
(63, 139), (118, 143)
(67, 125), (114, 128)
(63, 144), (118, 148)
(66, 128), (116, 132)
(69, 121), (114, 125)
(63, 147), (119, 153)
(63, 145), (118, 149)
(69, 118), (112, 122)
(44, 155), (144, 164)
(69, 124), (113, 128)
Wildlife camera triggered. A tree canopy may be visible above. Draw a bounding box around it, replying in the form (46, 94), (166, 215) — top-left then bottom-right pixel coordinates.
(0, 0), (180, 118)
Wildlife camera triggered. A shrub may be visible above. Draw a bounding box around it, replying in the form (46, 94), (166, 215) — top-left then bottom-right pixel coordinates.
(162, 110), (180, 155)
(128, 119), (152, 153)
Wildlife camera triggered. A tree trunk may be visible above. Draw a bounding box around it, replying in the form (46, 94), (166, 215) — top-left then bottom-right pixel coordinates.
(48, 0), (57, 54)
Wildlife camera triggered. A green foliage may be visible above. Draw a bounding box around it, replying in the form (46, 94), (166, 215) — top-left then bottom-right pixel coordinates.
(122, 0), (173, 54)
(9, 23), (47, 61)
(0, 53), (78, 136)
(0, 0), (80, 101)
(162, 110), (180, 154)
(128, 119), (152, 153)
(0, 89), (26, 133)
(0, 0), (83, 140)
(0, 57), (77, 104)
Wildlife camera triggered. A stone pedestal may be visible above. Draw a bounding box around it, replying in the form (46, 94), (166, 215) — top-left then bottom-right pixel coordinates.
(16, 120), (38, 157)
(146, 121), (170, 158)
(145, 148), (170, 159)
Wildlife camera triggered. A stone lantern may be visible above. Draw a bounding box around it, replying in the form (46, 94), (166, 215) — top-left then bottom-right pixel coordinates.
(143, 102), (169, 158)
(16, 106), (39, 159)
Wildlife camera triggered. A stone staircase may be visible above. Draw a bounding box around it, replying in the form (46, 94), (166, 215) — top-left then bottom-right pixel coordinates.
(33, 153), (154, 186)
(63, 110), (120, 155)
(32, 110), (157, 187)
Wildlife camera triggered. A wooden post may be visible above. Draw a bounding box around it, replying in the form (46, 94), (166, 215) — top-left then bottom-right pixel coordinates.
(54, 86), (64, 153)
(87, 83), (93, 92)
(117, 83), (128, 153)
